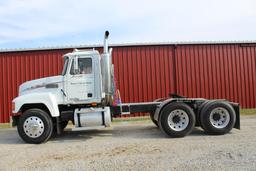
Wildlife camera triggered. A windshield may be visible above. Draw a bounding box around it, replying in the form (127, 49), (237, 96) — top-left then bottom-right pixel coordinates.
(61, 56), (69, 75)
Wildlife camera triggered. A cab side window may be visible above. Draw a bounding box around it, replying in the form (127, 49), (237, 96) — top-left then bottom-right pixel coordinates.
(79, 58), (92, 74)
(70, 58), (92, 75)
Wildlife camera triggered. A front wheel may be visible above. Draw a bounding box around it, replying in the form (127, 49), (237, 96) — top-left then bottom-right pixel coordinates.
(17, 108), (53, 144)
(158, 102), (196, 138)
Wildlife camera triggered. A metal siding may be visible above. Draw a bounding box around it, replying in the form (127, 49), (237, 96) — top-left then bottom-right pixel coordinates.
(0, 50), (68, 123)
(243, 47), (250, 108)
(0, 44), (256, 123)
(251, 47), (256, 107)
(175, 44), (256, 108)
(112, 46), (177, 117)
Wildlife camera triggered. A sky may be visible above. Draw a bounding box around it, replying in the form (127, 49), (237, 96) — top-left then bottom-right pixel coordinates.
(0, 0), (256, 49)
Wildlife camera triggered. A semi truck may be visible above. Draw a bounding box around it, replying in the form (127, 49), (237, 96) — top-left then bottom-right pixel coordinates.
(12, 31), (240, 144)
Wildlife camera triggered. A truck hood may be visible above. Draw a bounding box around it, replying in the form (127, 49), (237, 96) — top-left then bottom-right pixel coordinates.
(19, 75), (64, 95)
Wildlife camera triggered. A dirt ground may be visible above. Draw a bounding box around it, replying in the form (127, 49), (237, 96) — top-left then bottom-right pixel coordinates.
(0, 115), (256, 171)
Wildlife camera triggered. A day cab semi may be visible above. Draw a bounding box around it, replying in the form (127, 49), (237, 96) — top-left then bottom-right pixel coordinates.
(12, 31), (240, 144)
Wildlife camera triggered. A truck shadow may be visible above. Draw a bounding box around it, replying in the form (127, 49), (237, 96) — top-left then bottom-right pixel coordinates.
(49, 124), (207, 143)
(0, 128), (25, 144)
(0, 124), (230, 144)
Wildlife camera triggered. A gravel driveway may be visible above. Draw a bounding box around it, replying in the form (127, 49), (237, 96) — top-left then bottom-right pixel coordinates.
(0, 115), (255, 171)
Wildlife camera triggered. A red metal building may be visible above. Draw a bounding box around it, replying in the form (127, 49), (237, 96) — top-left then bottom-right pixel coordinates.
(0, 42), (256, 123)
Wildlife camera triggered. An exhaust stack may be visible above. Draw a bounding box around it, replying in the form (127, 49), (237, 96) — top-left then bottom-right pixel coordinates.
(103, 31), (109, 54)
(101, 31), (113, 105)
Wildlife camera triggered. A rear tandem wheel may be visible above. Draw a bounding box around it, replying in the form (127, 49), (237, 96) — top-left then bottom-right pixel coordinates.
(200, 101), (236, 135)
(158, 102), (196, 138)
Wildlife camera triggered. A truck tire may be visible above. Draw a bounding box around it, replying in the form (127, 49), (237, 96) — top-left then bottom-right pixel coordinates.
(158, 102), (195, 138)
(17, 108), (53, 144)
(150, 112), (158, 127)
(200, 101), (236, 135)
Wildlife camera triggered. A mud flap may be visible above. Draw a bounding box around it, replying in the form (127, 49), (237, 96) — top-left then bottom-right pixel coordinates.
(231, 103), (240, 129)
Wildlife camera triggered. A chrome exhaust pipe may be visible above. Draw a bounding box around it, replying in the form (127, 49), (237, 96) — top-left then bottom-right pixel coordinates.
(101, 31), (113, 104)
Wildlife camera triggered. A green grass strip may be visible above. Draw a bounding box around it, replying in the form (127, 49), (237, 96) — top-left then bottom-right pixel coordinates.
(241, 108), (256, 115)
(113, 116), (151, 123)
(0, 123), (11, 129)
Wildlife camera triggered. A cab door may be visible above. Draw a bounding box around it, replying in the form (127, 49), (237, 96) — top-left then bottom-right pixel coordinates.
(65, 56), (95, 103)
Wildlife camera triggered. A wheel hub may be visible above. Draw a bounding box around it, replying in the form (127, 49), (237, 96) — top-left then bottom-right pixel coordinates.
(23, 116), (44, 138)
(212, 113), (221, 121)
(210, 107), (230, 129)
(167, 109), (189, 131)
(172, 115), (181, 123)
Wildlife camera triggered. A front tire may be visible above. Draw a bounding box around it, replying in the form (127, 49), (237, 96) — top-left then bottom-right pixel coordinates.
(158, 102), (196, 138)
(17, 108), (53, 144)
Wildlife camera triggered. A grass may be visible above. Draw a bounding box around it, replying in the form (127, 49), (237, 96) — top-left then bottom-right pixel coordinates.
(241, 108), (256, 115)
(113, 116), (151, 123)
(0, 123), (11, 129)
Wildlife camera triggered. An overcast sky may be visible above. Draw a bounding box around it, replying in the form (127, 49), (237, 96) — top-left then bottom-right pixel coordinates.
(0, 0), (255, 49)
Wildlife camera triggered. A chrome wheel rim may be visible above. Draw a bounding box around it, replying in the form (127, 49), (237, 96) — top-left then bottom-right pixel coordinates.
(210, 107), (230, 129)
(167, 109), (189, 131)
(23, 116), (44, 138)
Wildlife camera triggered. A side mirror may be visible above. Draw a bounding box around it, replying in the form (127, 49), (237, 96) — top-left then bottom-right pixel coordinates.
(74, 56), (79, 74)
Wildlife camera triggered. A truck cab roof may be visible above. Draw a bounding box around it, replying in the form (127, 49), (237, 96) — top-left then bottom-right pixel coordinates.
(64, 49), (100, 58)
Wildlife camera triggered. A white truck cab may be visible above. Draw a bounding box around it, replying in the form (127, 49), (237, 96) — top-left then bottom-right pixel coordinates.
(14, 47), (111, 110)
(12, 49), (111, 116)
(12, 31), (115, 143)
